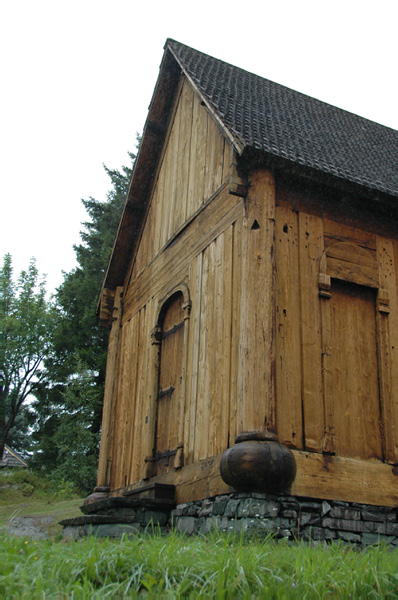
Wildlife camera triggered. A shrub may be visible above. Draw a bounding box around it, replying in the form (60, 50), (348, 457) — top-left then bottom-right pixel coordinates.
(0, 469), (78, 504)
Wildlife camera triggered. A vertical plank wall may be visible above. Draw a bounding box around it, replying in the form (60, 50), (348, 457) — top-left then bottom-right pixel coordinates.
(110, 172), (278, 490)
(107, 78), (398, 494)
(130, 77), (229, 282)
(110, 74), (245, 490)
(275, 203), (398, 463)
(112, 211), (277, 490)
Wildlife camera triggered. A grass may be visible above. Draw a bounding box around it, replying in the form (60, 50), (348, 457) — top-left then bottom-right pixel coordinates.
(0, 496), (84, 537)
(2, 529), (398, 598)
(2, 471), (398, 597)
(0, 469), (84, 537)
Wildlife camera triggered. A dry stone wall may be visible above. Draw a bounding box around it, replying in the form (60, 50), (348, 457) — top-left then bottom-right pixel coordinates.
(172, 493), (398, 547)
(62, 492), (398, 547)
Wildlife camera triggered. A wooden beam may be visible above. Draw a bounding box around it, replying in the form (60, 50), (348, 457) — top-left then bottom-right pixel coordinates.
(96, 287), (123, 487)
(238, 169), (276, 433)
(112, 450), (398, 508)
(98, 288), (116, 327)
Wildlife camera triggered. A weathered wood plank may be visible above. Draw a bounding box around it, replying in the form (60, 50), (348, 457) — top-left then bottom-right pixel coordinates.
(175, 82), (193, 228)
(326, 243), (377, 267)
(185, 253), (203, 463)
(275, 206), (303, 449)
(324, 281), (383, 460)
(239, 169), (276, 433)
(229, 218), (242, 444)
(195, 245), (210, 462)
(141, 299), (159, 480)
(97, 287), (123, 487)
(129, 81), (232, 288)
(130, 306), (148, 482)
(219, 227), (233, 454)
(298, 213), (324, 452)
(323, 219), (376, 250)
(111, 318), (135, 490)
(120, 312), (140, 487)
(209, 232), (231, 457)
(123, 188), (244, 322)
(376, 236), (398, 462)
(116, 450), (398, 508)
(204, 113), (224, 201)
(291, 451), (398, 507)
(326, 256), (379, 288)
(188, 90), (207, 214)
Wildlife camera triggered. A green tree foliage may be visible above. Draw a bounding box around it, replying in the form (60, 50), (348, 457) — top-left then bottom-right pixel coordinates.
(32, 151), (136, 490)
(0, 254), (55, 459)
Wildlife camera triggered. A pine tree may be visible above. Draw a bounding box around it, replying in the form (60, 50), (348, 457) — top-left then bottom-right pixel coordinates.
(32, 151), (136, 489)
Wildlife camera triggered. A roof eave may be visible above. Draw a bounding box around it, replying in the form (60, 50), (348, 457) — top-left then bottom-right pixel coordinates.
(98, 43), (246, 315)
(166, 40), (245, 155)
(98, 47), (182, 310)
(238, 146), (398, 208)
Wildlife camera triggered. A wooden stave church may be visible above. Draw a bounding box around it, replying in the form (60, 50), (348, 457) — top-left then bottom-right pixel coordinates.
(94, 39), (398, 510)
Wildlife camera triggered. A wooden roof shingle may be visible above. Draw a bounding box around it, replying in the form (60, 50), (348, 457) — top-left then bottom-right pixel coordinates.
(100, 39), (398, 299)
(0, 445), (28, 468)
(167, 39), (398, 197)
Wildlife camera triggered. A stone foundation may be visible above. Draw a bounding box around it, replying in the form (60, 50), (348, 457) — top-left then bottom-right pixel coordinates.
(61, 492), (398, 547)
(60, 494), (173, 540)
(172, 493), (398, 546)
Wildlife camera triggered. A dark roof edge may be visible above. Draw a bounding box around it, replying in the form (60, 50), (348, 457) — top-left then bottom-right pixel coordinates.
(239, 146), (398, 209)
(165, 39), (245, 154)
(99, 41), (249, 308)
(2, 444), (28, 467)
(167, 39), (398, 136)
(98, 39), (398, 313)
(98, 46), (183, 306)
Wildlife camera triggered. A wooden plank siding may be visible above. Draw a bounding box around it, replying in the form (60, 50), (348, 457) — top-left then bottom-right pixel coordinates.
(274, 198), (398, 471)
(104, 77), (250, 490)
(129, 77), (229, 284)
(99, 74), (398, 508)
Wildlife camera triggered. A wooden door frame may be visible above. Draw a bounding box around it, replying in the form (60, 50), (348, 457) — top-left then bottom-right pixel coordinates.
(143, 283), (191, 479)
(319, 242), (392, 461)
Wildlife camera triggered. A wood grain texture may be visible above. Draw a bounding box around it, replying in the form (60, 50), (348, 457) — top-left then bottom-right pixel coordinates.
(115, 450), (398, 508)
(275, 206), (302, 448)
(238, 169), (276, 434)
(96, 287), (123, 487)
(97, 98), (398, 509)
(130, 79), (228, 282)
(325, 280), (382, 460)
(376, 236), (398, 462)
(298, 213), (324, 452)
(123, 187), (243, 322)
(155, 294), (185, 474)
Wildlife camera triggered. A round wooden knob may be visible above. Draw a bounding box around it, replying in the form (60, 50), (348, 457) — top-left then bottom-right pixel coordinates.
(220, 432), (296, 493)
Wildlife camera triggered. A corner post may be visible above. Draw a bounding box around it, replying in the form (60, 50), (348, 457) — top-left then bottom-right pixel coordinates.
(96, 286), (123, 488)
(238, 169), (276, 433)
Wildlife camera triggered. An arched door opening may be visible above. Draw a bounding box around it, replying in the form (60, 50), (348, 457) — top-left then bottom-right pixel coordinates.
(155, 292), (185, 475)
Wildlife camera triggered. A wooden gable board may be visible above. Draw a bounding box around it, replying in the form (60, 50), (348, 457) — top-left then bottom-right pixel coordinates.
(126, 77), (230, 290)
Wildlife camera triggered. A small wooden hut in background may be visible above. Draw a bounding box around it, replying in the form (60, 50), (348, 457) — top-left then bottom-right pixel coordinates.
(0, 445), (28, 469)
(95, 40), (398, 511)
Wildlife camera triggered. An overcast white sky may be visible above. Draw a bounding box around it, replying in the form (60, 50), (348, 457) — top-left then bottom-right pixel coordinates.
(1, 0), (397, 295)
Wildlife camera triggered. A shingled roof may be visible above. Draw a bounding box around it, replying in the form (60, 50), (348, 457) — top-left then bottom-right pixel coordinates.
(0, 445), (28, 468)
(100, 40), (398, 300)
(167, 39), (398, 198)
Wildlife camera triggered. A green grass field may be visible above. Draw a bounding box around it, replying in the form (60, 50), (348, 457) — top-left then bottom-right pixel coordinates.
(2, 529), (398, 598)
(2, 471), (398, 598)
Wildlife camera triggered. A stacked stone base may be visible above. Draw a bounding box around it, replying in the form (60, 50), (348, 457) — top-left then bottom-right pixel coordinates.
(60, 495), (172, 540)
(61, 492), (398, 547)
(172, 493), (398, 547)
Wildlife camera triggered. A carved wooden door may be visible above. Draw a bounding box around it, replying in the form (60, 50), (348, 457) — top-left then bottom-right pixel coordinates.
(155, 293), (184, 475)
(323, 279), (383, 460)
